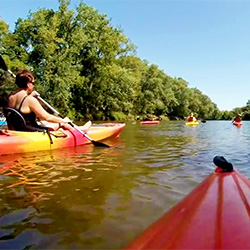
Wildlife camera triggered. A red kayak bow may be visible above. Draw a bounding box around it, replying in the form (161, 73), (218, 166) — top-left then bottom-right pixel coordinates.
(125, 156), (250, 249)
(140, 121), (160, 125)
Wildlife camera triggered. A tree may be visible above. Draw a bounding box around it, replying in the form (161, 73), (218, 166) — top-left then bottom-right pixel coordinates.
(0, 0), (232, 120)
(9, 0), (135, 118)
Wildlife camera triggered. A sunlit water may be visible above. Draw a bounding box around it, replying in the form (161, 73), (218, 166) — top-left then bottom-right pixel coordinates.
(1, 121), (250, 249)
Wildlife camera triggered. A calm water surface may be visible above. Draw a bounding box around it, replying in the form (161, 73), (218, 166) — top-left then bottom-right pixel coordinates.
(1, 121), (250, 249)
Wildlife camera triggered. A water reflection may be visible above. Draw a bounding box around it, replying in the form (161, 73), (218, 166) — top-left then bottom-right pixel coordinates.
(1, 121), (250, 249)
(0, 143), (127, 249)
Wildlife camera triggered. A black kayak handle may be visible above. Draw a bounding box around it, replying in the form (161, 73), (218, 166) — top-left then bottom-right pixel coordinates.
(213, 156), (233, 172)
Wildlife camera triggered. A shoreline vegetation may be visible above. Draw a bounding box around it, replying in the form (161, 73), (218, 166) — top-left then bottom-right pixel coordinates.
(0, 0), (249, 122)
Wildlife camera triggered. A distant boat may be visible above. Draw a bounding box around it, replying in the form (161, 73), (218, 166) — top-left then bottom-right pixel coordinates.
(233, 121), (242, 127)
(185, 121), (199, 126)
(140, 120), (160, 125)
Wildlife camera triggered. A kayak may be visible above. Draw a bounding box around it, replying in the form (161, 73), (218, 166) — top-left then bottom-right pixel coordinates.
(0, 117), (6, 125)
(185, 121), (199, 126)
(140, 121), (160, 125)
(0, 120), (6, 125)
(124, 156), (250, 249)
(0, 123), (125, 155)
(233, 121), (242, 127)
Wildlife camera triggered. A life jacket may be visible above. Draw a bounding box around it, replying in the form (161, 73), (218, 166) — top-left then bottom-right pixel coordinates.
(188, 117), (194, 122)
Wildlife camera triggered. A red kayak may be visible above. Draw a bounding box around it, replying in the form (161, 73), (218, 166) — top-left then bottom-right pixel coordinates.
(140, 121), (160, 125)
(233, 121), (242, 127)
(125, 156), (250, 249)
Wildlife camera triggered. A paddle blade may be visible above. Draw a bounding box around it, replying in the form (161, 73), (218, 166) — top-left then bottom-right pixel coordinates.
(0, 55), (8, 71)
(92, 140), (110, 148)
(74, 125), (111, 148)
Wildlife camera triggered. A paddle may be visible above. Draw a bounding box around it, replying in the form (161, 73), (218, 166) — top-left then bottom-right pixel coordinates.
(0, 55), (110, 148)
(37, 96), (110, 147)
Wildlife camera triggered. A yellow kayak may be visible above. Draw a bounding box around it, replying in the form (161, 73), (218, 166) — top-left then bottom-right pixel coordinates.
(186, 121), (199, 126)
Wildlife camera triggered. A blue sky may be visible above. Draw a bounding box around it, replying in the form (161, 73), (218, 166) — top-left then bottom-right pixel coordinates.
(1, 0), (250, 111)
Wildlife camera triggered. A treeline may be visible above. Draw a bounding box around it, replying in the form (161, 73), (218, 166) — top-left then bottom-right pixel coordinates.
(0, 0), (243, 121)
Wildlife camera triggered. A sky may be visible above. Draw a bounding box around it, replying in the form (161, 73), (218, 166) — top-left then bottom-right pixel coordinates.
(1, 0), (250, 111)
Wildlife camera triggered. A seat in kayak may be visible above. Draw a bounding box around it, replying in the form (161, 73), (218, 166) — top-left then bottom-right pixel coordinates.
(3, 107), (47, 132)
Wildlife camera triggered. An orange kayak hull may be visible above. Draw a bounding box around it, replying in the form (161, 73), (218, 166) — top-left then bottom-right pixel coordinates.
(0, 123), (125, 155)
(125, 169), (250, 249)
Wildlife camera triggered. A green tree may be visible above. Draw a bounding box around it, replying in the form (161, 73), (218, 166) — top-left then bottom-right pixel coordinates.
(8, 0), (135, 119)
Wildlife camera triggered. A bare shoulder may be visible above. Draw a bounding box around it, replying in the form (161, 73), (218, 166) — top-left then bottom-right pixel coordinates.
(9, 94), (14, 101)
(27, 95), (40, 105)
(8, 94), (16, 107)
(28, 96), (43, 110)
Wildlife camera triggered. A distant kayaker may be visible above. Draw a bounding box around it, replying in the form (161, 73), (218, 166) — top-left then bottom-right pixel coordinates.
(7, 69), (72, 131)
(187, 113), (197, 122)
(233, 115), (241, 123)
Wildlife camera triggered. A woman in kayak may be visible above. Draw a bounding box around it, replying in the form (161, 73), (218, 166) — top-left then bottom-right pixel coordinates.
(187, 113), (197, 122)
(7, 69), (72, 131)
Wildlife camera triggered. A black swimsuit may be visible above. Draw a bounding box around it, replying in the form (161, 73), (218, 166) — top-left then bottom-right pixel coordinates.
(18, 96), (47, 131)
(18, 96), (38, 127)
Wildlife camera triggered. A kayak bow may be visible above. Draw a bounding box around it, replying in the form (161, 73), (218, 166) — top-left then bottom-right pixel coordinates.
(125, 156), (250, 249)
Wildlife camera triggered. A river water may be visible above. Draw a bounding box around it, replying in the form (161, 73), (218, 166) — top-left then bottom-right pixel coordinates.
(0, 121), (250, 249)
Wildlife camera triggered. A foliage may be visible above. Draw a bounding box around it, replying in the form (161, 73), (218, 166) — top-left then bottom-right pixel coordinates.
(110, 111), (127, 121)
(0, 0), (238, 121)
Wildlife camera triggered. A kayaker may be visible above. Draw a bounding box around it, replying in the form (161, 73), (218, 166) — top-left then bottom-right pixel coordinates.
(6, 69), (72, 131)
(187, 113), (196, 122)
(233, 114), (241, 123)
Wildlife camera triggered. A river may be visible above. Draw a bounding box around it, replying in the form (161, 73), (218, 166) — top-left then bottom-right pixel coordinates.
(0, 121), (250, 249)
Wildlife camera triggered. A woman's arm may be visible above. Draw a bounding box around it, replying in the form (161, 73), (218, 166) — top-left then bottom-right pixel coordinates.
(29, 97), (70, 124)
